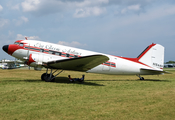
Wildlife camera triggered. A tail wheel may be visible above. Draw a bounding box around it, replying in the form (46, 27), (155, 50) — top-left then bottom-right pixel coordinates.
(136, 75), (145, 80)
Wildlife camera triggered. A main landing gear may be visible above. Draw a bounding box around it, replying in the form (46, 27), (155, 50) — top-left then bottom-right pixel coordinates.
(136, 75), (144, 80)
(41, 68), (63, 82)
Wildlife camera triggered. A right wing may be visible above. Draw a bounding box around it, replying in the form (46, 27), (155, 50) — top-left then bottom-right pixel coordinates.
(44, 54), (109, 71)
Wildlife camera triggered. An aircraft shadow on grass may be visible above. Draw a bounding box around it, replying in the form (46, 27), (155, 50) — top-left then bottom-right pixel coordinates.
(139, 79), (171, 82)
(55, 77), (104, 86)
(3, 77), (171, 86)
(4, 77), (105, 86)
(86, 79), (171, 82)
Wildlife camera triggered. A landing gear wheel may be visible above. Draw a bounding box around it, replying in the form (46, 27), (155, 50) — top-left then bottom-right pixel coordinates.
(41, 69), (63, 83)
(45, 74), (55, 82)
(41, 73), (47, 81)
(41, 73), (55, 82)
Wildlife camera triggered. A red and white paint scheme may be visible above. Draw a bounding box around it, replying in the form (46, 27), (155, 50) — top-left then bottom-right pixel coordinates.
(2, 39), (165, 82)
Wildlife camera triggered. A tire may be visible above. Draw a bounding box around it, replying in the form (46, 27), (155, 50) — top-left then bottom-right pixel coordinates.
(41, 73), (47, 81)
(41, 73), (55, 82)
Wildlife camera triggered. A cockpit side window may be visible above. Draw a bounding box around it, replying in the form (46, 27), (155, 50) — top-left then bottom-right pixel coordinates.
(19, 43), (24, 47)
(14, 42), (20, 45)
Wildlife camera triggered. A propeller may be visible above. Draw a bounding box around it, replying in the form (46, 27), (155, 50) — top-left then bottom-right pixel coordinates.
(25, 44), (31, 70)
(24, 44), (30, 65)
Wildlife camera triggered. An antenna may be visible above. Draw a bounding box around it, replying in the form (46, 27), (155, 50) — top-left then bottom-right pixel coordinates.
(25, 37), (28, 40)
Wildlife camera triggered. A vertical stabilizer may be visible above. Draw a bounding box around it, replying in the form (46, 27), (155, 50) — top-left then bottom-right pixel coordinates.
(138, 44), (164, 70)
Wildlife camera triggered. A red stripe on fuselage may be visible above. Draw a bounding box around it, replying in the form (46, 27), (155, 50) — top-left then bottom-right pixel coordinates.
(8, 44), (23, 55)
(117, 56), (153, 69)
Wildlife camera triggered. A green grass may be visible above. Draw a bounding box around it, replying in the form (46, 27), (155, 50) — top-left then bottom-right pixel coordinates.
(0, 69), (175, 120)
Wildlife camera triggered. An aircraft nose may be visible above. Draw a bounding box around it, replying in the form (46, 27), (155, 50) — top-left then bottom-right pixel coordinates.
(2, 45), (9, 53)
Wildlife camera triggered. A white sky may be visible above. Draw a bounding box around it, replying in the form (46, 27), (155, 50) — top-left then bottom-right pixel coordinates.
(0, 0), (175, 62)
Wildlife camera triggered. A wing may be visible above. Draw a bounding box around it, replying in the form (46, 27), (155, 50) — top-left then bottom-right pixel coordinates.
(0, 61), (15, 63)
(140, 68), (171, 75)
(44, 54), (109, 71)
(0, 60), (24, 63)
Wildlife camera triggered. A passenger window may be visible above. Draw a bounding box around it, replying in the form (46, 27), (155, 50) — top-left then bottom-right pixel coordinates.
(55, 52), (61, 56)
(40, 49), (44, 52)
(44, 50), (49, 53)
(69, 54), (75, 58)
(61, 53), (66, 57)
(52, 51), (55, 55)
(48, 51), (53, 54)
(74, 55), (78, 58)
(66, 54), (70, 57)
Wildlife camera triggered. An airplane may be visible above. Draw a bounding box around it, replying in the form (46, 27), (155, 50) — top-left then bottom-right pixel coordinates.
(0, 64), (9, 69)
(0, 59), (26, 69)
(2, 39), (166, 82)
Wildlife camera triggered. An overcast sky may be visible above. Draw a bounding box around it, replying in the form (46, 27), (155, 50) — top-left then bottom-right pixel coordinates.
(0, 0), (175, 62)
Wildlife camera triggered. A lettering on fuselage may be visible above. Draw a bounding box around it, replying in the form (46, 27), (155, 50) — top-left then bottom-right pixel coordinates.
(62, 49), (82, 56)
(153, 63), (163, 68)
(34, 43), (60, 51)
(34, 43), (82, 55)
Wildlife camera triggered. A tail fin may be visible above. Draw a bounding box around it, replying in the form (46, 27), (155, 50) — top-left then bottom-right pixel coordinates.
(138, 43), (164, 70)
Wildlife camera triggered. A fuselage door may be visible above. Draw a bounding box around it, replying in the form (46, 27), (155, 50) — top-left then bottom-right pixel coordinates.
(102, 62), (110, 71)
(102, 57), (117, 71)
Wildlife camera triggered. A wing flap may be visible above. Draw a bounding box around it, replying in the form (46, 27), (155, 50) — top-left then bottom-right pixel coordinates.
(45, 55), (109, 71)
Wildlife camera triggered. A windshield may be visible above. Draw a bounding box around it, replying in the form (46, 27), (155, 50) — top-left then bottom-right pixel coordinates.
(14, 42), (20, 45)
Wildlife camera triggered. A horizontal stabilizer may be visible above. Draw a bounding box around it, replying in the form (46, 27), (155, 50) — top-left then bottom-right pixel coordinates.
(44, 55), (109, 71)
(140, 68), (171, 74)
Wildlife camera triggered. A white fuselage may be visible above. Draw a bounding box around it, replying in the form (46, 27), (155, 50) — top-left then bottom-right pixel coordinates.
(8, 40), (158, 75)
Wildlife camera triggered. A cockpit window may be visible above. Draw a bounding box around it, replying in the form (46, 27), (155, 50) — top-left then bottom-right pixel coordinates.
(19, 43), (24, 47)
(14, 42), (19, 45)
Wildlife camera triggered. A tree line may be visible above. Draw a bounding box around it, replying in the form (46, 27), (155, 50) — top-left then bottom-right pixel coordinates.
(165, 61), (175, 64)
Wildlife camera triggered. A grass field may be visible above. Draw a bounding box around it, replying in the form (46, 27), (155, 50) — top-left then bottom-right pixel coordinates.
(0, 68), (175, 120)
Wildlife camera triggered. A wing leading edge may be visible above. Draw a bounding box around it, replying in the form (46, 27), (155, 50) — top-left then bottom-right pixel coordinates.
(44, 55), (109, 71)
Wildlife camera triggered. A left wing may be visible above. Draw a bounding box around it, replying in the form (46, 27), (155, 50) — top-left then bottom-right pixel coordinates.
(44, 55), (109, 71)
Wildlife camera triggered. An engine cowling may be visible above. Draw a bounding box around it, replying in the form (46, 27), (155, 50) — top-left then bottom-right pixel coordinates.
(27, 54), (46, 67)
(27, 54), (36, 66)
(26, 53), (60, 70)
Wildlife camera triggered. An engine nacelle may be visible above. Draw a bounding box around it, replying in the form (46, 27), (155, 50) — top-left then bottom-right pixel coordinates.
(26, 53), (60, 70)
(27, 53), (51, 68)
(34, 66), (43, 71)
